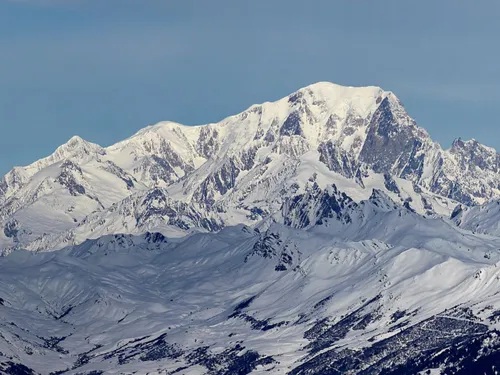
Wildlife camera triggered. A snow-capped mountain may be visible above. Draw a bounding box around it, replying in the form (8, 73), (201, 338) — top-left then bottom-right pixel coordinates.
(0, 146), (146, 247)
(3, 81), (500, 373)
(2, 82), (485, 251)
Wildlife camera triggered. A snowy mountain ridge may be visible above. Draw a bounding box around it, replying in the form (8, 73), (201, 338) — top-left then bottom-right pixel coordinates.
(3, 81), (500, 251)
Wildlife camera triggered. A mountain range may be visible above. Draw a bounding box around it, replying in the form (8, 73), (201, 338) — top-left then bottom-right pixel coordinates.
(2, 82), (500, 374)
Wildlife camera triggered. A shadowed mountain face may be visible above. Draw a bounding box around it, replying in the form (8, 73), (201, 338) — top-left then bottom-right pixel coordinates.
(2, 82), (500, 374)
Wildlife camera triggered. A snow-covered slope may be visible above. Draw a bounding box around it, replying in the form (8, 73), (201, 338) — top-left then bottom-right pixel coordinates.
(2, 202), (500, 374)
(24, 188), (223, 252)
(0, 136), (105, 198)
(451, 199), (500, 236)
(0, 156), (146, 248)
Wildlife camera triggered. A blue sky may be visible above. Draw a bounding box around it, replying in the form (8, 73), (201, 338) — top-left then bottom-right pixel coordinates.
(1, 0), (499, 174)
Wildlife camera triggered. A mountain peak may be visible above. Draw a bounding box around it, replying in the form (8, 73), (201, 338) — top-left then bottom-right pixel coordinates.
(67, 135), (85, 143)
(59, 135), (100, 150)
(52, 135), (106, 161)
(451, 137), (475, 149)
(450, 137), (497, 154)
(299, 81), (385, 94)
(292, 81), (388, 104)
(132, 121), (187, 136)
